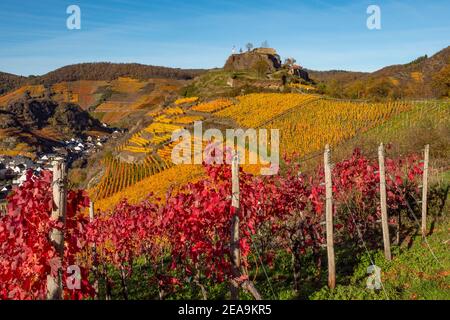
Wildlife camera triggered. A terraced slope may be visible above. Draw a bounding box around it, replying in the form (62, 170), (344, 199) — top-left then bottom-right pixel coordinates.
(91, 93), (439, 211)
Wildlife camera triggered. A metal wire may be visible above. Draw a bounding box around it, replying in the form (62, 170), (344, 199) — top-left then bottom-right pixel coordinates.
(342, 200), (390, 300)
(403, 193), (445, 269)
(250, 233), (277, 300)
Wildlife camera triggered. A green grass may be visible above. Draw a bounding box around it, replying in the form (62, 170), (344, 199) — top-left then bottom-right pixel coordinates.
(309, 175), (449, 300)
(310, 215), (450, 300)
(181, 68), (283, 99)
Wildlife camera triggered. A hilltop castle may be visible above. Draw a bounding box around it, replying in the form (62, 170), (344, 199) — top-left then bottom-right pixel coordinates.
(224, 47), (309, 82)
(224, 48), (282, 72)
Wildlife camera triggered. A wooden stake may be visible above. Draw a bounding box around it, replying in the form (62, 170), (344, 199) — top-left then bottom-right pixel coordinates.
(324, 145), (336, 289)
(47, 159), (67, 300)
(421, 145), (429, 237)
(230, 153), (240, 300)
(89, 201), (95, 221)
(378, 144), (392, 261)
(0, 202), (6, 216)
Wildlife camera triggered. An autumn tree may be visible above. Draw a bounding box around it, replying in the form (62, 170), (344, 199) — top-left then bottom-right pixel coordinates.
(432, 64), (450, 97)
(284, 57), (297, 67)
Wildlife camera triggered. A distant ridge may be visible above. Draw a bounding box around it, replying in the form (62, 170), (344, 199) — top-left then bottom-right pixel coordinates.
(0, 62), (206, 95)
(0, 72), (27, 95)
(308, 46), (450, 99)
(1, 46), (449, 99)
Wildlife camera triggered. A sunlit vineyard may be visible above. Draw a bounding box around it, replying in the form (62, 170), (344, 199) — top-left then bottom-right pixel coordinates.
(148, 106), (184, 118)
(289, 83), (316, 91)
(94, 164), (204, 211)
(150, 133), (172, 145)
(172, 115), (204, 124)
(98, 102), (197, 199)
(121, 146), (153, 153)
(145, 122), (184, 134)
(129, 132), (150, 147)
(93, 154), (173, 200)
(165, 106), (185, 115)
(192, 98), (233, 112)
(267, 99), (413, 156)
(94, 93), (434, 211)
(157, 135), (209, 162)
(174, 97), (199, 105)
(215, 93), (319, 127)
(153, 114), (173, 123)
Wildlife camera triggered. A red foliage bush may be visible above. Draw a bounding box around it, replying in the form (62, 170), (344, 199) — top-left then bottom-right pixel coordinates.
(0, 171), (93, 300)
(0, 150), (424, 299)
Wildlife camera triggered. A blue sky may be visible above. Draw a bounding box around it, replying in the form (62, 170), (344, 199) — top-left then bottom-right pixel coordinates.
(0, 0), (448, 76)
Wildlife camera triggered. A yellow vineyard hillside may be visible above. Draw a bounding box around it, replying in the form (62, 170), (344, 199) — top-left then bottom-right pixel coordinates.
(93, 93), (415, 210)
(215, 93), (319, 127)
(267, 99), (412, 157)
(93, 164), (204, 211)
(172, 115), (204, 125)
(0, 85), (46, 107)
(93, 155), (173, 200)
(192, 98), (233, 112)
(175, 97), (199, 105)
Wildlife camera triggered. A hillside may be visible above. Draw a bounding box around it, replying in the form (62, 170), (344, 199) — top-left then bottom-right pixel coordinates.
(89, 92), (449, 211)
(29, 62), (204, 85)
(309, 46), (450, 99)
(0, 62), (205, 96)
(0, 72), (27, 95)
(306, 69), (368, 86)
(0, 95), (109, 154)
(2, 63), (449, 302)
(0, 77), (188, 127)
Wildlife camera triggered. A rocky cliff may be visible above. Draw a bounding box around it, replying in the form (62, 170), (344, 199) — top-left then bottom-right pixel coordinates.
(224, 48), (282, 72)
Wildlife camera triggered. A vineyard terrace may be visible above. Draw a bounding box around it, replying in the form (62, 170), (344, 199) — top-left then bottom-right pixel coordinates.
(170, 121), (280, 175)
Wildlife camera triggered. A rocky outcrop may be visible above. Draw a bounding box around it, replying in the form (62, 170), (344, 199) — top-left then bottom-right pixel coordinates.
(288, 66), (310, 82)
(3, 96), (104, 134)
(0, 110), (19, 129)
(224, 48), (282, 72)
(6, 99), (57, 129)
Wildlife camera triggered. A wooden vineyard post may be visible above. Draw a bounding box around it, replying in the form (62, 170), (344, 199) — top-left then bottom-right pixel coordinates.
(324, 145), (336, 289)
(47, 159), (67, 300)
(0, 202), (6, 216)
(89, 201), (99, 299)
(421, 144), (430, 237)
(378, 144), (392, 261)
(230, 153), (241, 300)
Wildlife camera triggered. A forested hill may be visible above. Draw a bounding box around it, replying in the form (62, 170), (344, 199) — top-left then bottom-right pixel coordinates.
(308, 46), (450, 99)
(0, 72), (27, 95)
(0, 62), (206, 95)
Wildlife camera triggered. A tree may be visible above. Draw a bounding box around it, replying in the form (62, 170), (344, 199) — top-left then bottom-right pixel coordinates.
(284, 57), (296, 67)
(239, 48), (243, 53)
(326, 79), (344, 98)
(366, 78), (398, 100)
(344, 80), (366, 99)
(261, 40), (269, 48)
(246, 43), (254, 52)
(432, 64), (450, 97)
